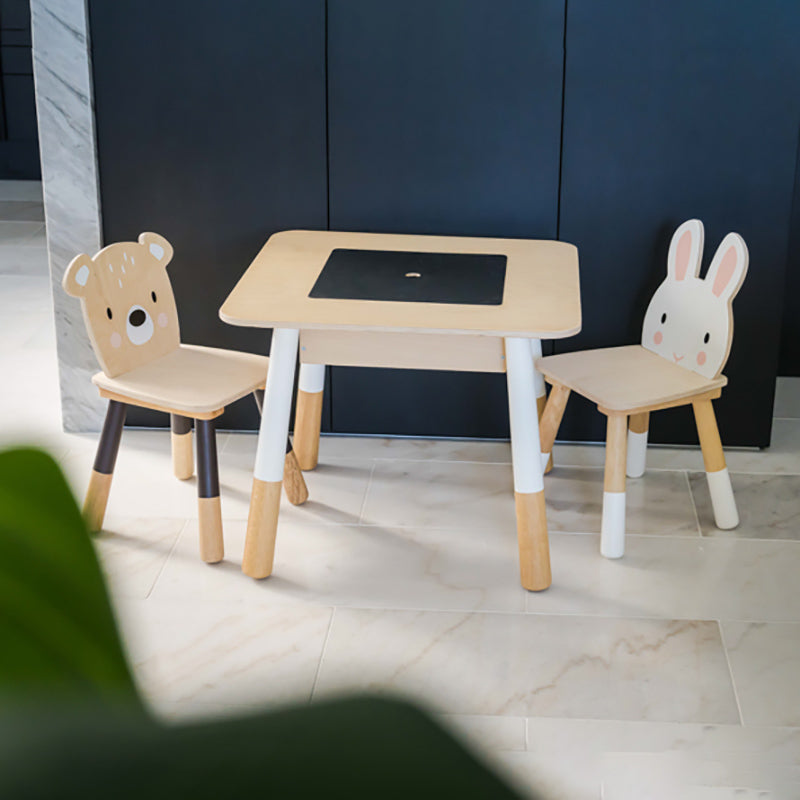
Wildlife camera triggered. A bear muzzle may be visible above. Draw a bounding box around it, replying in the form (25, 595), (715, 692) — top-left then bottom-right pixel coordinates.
(126, 304), (154, 346)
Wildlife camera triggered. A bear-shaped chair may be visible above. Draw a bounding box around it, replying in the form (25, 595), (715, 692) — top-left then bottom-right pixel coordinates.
(535, 219), (748, 559)
(64, 232), (307, 563)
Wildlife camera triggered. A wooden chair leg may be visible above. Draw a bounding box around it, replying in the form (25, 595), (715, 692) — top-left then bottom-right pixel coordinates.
(195, 417), (224, 563)
(255, 390), (309, 506)
(83, 400), (127, 532)
(283, 446), (309, 506)
(170, 414), (194, 480)
(293, 363), (326, 470)
(539, 383), (571, 474)
(692, 399), (739, 529)
(627, 412), (649, 478)
(601, 412), (628, 558)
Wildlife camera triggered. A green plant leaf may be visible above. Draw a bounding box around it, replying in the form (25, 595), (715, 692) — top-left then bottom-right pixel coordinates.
(0, 448), (139, 707)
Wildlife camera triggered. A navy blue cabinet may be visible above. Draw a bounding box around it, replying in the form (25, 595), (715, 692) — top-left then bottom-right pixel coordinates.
(326, 0), (565, 437)
(0, 0), (39, 179)
(558, 0), (800, 446)
(88, 1), (799, 443)
(89, 0), (329, 430)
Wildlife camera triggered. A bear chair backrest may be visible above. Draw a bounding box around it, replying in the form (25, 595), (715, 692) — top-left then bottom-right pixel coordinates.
(641, 219), (749, 380)
(63, 232), (181, 379)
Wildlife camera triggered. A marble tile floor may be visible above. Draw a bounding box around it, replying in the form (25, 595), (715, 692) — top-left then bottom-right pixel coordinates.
(2, 182), (800, 798)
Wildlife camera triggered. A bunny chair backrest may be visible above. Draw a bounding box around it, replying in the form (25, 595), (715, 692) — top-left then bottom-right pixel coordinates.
(641, 219), (748, 380)
(63, 233), (181, 379)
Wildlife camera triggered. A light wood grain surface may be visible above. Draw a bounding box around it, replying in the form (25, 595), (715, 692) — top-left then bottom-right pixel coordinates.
(537, 345), (726, 413)
(92, 344), (268, 416)
(220, 230), (581, 338)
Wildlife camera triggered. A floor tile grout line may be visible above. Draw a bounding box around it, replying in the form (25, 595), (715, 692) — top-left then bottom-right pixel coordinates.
(684, 469), (704, 537)
(288, 602), (800, 627)
(309, 606), (337, 702)
(717, 620), (746, 727)
(145, 518), (191, 599)
(355, 461), (377, 526)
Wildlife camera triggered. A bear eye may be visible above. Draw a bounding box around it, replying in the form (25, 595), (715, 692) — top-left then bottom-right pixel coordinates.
(703, 332), (710, 344)
(660, 312), (667, 324)
(106, 307), (113, 320)
(151, 291), (157, 303)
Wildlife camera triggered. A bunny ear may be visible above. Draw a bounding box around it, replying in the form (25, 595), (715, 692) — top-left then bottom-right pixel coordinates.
(667, 219), (704, 282)
(705, 232), (748, 303)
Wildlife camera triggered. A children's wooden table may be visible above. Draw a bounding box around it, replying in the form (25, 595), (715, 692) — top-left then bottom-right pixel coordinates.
(220, 230), (580, 591)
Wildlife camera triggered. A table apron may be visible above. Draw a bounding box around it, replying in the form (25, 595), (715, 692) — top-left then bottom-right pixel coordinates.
(299, 330), (507, 373)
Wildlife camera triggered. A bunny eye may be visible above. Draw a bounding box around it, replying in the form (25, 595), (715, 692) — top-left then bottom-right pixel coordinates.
(151, 291), (157, 303)
(660, 312), (667, 324)
(106, 307), (113, 320)
(703, 332), (710, 344)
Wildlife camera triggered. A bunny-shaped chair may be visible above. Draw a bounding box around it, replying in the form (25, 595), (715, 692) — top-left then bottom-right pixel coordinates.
(535, 219), (748, 558)
(63, 233), (308, 563)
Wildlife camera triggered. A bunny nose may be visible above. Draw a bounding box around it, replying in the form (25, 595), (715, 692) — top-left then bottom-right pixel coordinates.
(129, 308), (146, 327)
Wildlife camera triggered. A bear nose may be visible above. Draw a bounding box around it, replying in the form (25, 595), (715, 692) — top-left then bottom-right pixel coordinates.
(129, 308), (146, 327)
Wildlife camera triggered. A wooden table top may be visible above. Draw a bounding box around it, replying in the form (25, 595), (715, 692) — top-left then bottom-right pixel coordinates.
(220, 230), (581, 338)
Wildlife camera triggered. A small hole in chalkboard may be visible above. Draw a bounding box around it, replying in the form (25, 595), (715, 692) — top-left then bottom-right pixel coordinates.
(405, 272), (422, 278)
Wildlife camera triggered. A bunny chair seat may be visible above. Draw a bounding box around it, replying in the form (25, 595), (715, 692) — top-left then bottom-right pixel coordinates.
(64, 233), (308, 565)
(536, 220), (748, 559)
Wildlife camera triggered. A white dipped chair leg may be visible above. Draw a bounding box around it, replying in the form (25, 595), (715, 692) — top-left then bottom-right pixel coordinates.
(706, 467), (739, 529)
(601, 413), (628, 559)
(626, 412), (649, 479)
(693, 400), (739, 529)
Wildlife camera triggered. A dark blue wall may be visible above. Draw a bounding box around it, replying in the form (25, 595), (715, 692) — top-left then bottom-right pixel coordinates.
(326, 0), (565, 437)
(558, 0), (800, 446)
(87, 0), (800, 444)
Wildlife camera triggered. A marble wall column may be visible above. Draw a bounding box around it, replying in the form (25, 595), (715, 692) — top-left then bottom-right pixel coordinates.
(31, 0), (106, 431)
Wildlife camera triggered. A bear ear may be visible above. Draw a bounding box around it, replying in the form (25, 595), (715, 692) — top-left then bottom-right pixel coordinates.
(63, 253), (95, 298)
(666, 219), (704, 282)
(138, 232), (174, 267)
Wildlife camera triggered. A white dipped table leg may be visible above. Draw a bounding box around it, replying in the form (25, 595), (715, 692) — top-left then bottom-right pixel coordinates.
(294, 362), (326, 470)
(507, 337), (551, 591)
(242, 328), (299, 578)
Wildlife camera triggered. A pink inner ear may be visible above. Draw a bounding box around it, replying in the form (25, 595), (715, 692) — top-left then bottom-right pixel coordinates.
(674, 230), (692, 281)
(712, 247), (737, 297)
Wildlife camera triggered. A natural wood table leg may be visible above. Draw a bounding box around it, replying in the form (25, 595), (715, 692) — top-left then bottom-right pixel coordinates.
(626, 411), (649, 479)
(530, 340), (553, 473)
(195, 417), (224, 563)
(170, 414), (194, 480)
(243, 328), (299, 578)
(601, 412), (628, 558)
(506, 337), (551, 591)
(294, 363), (326, 470)
(84, 400), (127, 532)
(539, 383), (570, 471)
(693, 399), (739, 529)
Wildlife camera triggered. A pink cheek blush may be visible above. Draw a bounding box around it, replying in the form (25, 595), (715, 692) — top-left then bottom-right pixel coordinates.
(157, 312), (169, 328)
(653, 331), (663, 345)
(696, 351), (707, 366)
(110, 332), (122, 349)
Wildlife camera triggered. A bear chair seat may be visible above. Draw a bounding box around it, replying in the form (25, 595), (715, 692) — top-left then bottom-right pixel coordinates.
(536, 344), (727, 414)
(92, 343), (268, 418)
